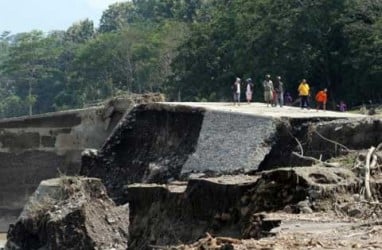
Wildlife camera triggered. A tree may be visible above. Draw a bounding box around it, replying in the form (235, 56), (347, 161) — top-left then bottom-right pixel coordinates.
(99, 2), (138, 33)
(1, 31), (62, 115)
(73, 23), (167, 99)
(172, 0), (203, 22)
(1, 0), (380, 116)
(133, 0), (174, 21)
(169, 0), (382, 105)
(342, 0), (382, 104)
(168, 0), (240, 101)
(65, 19), (94, 43)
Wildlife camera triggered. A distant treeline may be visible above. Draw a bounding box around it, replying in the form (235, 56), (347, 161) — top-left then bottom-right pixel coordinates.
(0, 0), (380, 117)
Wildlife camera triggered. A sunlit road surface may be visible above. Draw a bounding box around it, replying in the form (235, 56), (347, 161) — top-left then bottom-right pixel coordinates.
(0, 233), (5, 248)
(160, 102), (367, 119)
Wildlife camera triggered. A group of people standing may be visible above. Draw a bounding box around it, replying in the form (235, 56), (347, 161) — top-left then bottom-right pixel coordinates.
(232, 74), (287, 107)
(262, 74), (285, 107)
(297, 79), (328, 111)
(232, 74), (334, 111)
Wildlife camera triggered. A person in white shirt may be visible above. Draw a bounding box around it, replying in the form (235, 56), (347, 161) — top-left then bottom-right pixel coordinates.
(232, 77), (241, 106)
(246, 78), (254, 104)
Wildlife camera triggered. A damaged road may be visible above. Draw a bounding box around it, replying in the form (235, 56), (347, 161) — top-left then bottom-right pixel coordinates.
(2, 102), (381, 249)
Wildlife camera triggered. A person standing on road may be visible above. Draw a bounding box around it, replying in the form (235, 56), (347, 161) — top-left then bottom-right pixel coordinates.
(232, 77), (241, 106)
(274, 76), (285, 107)
(315, 88), (328, 111)
(263, 74), (274, 107)
(298, 79), (310, 109)
(245, 78), (254, 104)
(337, 101), (347, 112)
(284, 92), (293, 106)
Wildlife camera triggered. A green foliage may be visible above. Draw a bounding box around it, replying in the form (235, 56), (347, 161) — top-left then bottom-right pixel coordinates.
(99, 2), (138, 33)
(0, 0), (381, 118)
(0, 31), (63, 115)
(0, 94), (28, 118)
(65, 19), (94, 43)
(169, 0), (382, 103)
(342, 0), (382, 103)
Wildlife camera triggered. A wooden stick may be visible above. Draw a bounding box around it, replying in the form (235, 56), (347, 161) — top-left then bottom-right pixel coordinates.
(292, 151), (340, 168)
(216, 236), (241, 244)
(313, 130), (353, 153)
(294, 137), (304, 156)
(365, 146), (376, 200)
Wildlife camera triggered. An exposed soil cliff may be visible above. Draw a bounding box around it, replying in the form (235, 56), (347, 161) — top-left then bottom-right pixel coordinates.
(258, 118), (382, 170)
(81, 104), (205, 202)
(5, 177), (129, 250)
(125, 164), (365, 249)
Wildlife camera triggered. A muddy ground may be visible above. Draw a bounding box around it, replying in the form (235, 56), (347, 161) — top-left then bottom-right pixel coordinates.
(169, 212), (382, 249)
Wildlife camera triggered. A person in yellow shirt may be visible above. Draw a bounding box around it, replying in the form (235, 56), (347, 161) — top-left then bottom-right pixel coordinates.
(298, 79), (310, 109)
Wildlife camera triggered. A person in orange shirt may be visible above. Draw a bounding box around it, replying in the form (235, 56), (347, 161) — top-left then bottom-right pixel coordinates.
(315, 88), (328, 111)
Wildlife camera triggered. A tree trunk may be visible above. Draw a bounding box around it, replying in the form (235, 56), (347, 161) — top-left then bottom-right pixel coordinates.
(28, 81), (32, 116)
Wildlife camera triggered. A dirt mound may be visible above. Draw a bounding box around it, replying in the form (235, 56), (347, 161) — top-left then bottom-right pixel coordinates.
(5, 177), (129, 250)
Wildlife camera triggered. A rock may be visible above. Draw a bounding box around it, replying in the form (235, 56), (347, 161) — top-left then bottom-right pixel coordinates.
(308, 187), (321, 200)
(103, 105), (115, 119)
(220, 212), (231, 222)
(297, 197), (313, 214)
(5, 177), (129, 250)
(353, 194), (361, 202)
(241, 206), (250, 216)
(352, 243), (362, 248)
(348, 208), (362, 217)
(188, 173), (207, 179)
(240, 195), (250, 205)
(104, 117), (112, 130)
(283, 205), (294, 213)
(297, 197), (311, 208)
(300, 206), (313, 214)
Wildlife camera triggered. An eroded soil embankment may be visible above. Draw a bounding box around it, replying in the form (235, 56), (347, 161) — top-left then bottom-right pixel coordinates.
(81, 104), (206, 202)
(125, 117), (381, 249)
(78, 103), (382, 249)
(125, 165), (366, 249)
(258, 118), (382, 170)
(5, 177), (129, 249)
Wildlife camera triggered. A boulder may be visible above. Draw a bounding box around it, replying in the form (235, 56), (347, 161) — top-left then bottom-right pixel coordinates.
(5, 177), (129, 250)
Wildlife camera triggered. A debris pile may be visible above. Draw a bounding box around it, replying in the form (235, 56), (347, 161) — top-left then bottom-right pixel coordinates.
(5, 177), (129, 250)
